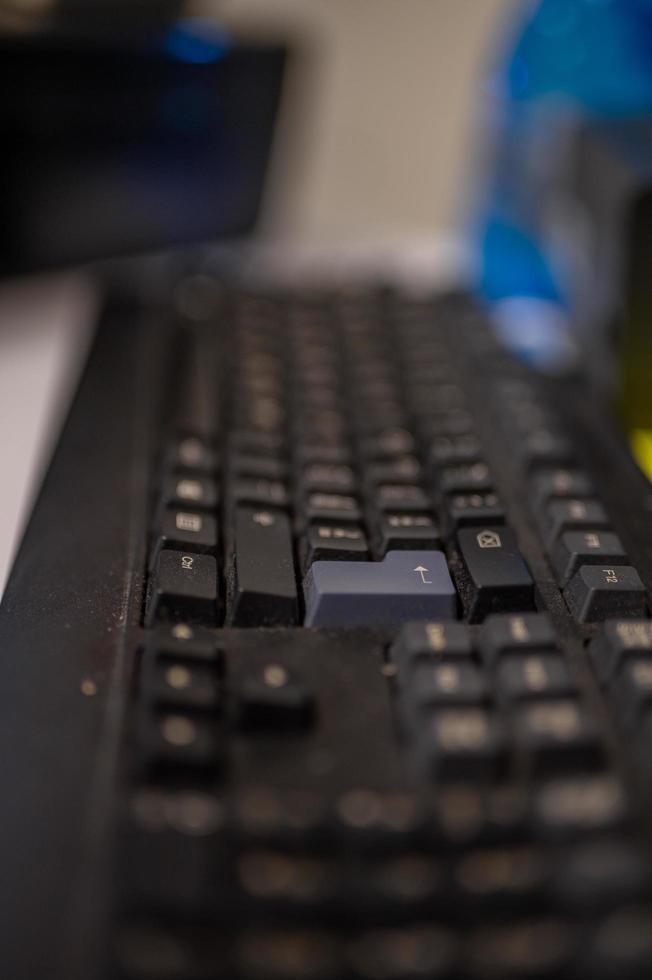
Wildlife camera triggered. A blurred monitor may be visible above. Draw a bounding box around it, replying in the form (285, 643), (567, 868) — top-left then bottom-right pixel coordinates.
(0, 22), (286, 275)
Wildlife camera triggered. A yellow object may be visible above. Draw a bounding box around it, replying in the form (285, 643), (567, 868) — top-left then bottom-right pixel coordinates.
(629, 429), (652, 480)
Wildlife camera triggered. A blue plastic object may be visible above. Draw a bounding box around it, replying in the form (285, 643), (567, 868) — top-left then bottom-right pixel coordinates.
(475, 0), (652, 364)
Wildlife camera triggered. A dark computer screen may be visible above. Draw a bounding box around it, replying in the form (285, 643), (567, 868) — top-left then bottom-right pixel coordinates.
(0, 25), (286, 275)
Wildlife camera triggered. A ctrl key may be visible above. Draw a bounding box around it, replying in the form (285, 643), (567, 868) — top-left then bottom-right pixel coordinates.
(146, 549), (218, 626)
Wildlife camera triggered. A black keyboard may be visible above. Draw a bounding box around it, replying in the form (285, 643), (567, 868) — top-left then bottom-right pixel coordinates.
(3, 280), (652, 979)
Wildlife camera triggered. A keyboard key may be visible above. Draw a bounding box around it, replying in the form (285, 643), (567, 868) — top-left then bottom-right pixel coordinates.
(230, 430), (285, 457)
(496, 654), (576, 701)
(240, 398), (286, 434)
(420, 708), (507, 781)
(348, 926), (457, 980)
(514, 699), (604, 776)
(419, 408), (474, 438)
(390, 621), (473, 670)
(145, 550), (218, 626)
(236, 929), (343, 980)
(334, 788), (426, 848)
(406, 662), (488, 707)
(302, 523), (369, 569)
(136, 712), (222, 774)
(365, 456), (422, 486)
(301, 463), (357, 494)
(530, 468), (595, 512)
(374, 484), (430, 512)
(304, 492), (363, 523)
(303, 550), (457, 630)
(168, 435), (218, 474)
(162, 473), (218, 511)
(149, 623), (223, 667)
(541, 498), (610, 544)
(467, 918), (575, 979)
(425, 382), (466, 411)
(444, 492), (506, 530)
(362, 426), (415, 459)
(455, 845), (549, 910)
(611, 657), (652, 727)
(120, 792), (225, 919)
(297, 415), (349, 445)
(231, 478), (289, 509)
(457, 527), (535, 622)
(294, 442), (352, 466)
(438, 462), (494, 495)
(533, 775), (628, 839)
(429, 433), (481, 467)
(230, 454), (287, 480)
(356, 853), (444, 913)
(552, 839), (650, 911)
(478, 613), (557, 663)
(152, 623), (224, 673)
(518, 428), (576, 470)
(551, 529), (628, 586)
(140, 659), (221, 713)
(589, 620), (652, 682)
(238, 663), (315, 730)
(583, 906), (652, 979)
(375, 513), (442, 556)
(226, 507), (299, 627)
(153, 509), (217, 563)
(564, 565), (648, 623)
(174, 332), (220, 442)
(234, 785), (328, 845)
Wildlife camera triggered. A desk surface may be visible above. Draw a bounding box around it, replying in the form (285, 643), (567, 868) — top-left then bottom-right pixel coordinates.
(0, 274), (97, 596)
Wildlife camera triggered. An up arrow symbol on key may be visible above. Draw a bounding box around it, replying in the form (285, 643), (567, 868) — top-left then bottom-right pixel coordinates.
(414, 565), (432, 584)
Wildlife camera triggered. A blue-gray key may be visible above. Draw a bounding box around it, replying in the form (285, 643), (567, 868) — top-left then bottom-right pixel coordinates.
(303, 550), (457, 629)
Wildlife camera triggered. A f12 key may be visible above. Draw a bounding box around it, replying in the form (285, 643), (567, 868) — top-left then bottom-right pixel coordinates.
(564, 565), (648, 623)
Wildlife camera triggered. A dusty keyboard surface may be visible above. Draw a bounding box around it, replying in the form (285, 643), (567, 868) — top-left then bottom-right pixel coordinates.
(3, 284), (652, 979)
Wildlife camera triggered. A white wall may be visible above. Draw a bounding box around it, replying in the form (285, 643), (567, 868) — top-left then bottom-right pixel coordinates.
(195, 0), (517, 244)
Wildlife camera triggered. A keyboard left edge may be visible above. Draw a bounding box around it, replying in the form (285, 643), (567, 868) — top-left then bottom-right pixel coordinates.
(0, 297), (164, 980)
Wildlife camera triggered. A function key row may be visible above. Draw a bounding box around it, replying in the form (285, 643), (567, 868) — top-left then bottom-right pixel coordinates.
(528, 467), (647, 622)
(477, 359), (649, 625)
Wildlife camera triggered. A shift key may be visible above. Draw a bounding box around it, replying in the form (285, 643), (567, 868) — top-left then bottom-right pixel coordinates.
(226, 507), (299, 626)
(457, 526), (535, 622)
(303, 550), (457, 630)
